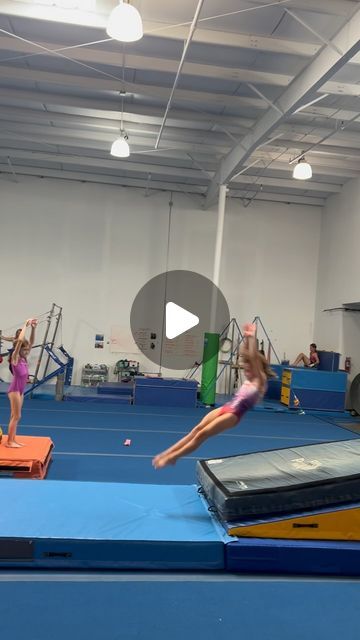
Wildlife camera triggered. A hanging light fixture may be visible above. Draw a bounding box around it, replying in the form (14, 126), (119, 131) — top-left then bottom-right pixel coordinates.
(292, 157), (312, 180)
(111, 131), (130, 157)
(111, 90), (130, 158)
(106, 1), (143, 42)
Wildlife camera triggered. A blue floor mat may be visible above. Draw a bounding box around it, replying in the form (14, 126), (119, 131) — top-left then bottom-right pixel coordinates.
(0, 398), (356, 485)
(0, 575), (358, 640)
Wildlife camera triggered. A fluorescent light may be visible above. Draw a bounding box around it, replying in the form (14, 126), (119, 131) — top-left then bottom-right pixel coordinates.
(292, 157), (312, 180)
(106, 1), (143, 42)
(111, 133), (130, 158)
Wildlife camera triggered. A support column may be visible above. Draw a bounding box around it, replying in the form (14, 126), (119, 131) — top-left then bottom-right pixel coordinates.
(200, 184), (227, 405)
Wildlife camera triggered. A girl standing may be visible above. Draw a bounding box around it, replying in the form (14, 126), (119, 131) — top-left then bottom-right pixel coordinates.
(6, 318), (37, 448)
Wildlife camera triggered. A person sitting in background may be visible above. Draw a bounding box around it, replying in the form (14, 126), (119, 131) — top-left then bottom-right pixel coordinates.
(292, 343), (319, 368)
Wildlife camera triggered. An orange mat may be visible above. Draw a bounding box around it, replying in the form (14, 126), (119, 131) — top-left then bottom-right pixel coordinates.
(0, 436), (54, 479)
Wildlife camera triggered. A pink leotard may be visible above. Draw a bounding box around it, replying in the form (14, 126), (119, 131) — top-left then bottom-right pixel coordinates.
(8, 357), (28, 395)
(218, 380), (261, 420)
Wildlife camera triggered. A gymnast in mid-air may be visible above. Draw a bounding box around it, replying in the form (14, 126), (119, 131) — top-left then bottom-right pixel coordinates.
(153, 323), (275, 469)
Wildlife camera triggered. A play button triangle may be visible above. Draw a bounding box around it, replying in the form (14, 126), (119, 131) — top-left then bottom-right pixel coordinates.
(165, 302), (199, 340)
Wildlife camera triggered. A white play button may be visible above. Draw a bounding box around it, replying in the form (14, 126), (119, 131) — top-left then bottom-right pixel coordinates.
(130, 270), (230, 369)
(165, 302), (199, 339)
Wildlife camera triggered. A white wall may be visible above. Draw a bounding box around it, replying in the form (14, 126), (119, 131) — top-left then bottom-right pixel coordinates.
(0, 175), (322, 384)
(315, 176), (360, 380)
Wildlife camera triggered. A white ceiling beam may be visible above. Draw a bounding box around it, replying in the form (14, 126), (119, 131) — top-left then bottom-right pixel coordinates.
(205, 5), (360, 207)
(3, 100), (360, 151)
(284, 8), (343, 56)
(257, 159), (359, 178)
(2, 123), (360, 175)
(0, 163), (325, 206)
(0, 148), (211, 180)
(1, 128), (357, 176)
(0, 88), (255, 130)
(155, 0), (205, 149)
(293, 105), (360, 124)
(0, 147), (341, 195)
(0, 132), (356, 178)
(0, 66), (267, 109)
(0, 0), (355, 29)
(2, 112), (360, 166)
(0, 163), (207, 194)
(0, 111), (234, 146)
(278, 123), (360, 143)
(4, 118), (360, 164)
(242, 0), (357, 17)
(141, 26), (317, 57)
(0, 106), (252, 139)
(3, 94), (360, 162)
(231, 174), (341, 193)
(229, 190), (325, 206)
(3, 99), (360, 148)
(1, 2), (359, 66)
(0, 139), (223, 163)
(0, 36), (293, 85)
(0, 124), (231, 155)
(0, 58), (358, 106)
(266, 138), (360, 159)
(0, 1), (109, 26)
(0, 60), (292, 94)
(0, 28), (357, 100)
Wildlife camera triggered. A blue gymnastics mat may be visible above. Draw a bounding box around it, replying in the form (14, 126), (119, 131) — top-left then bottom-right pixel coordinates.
(226, 537), (360, 577)
(2, 478), (360, 576)
(0, 480), (226, 570)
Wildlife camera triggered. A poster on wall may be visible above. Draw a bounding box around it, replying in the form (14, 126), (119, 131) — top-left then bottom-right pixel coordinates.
(163, 328), (203, 365)
(95, 334), (104, 349)
(110, 326), (142, 354)
(110, 324), (202, 366)
(132, 328), (158, 353)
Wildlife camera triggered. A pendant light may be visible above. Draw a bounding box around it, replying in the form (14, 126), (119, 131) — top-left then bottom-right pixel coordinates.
(106, 1), (143, 42)
(111, 132), (130, 157)
(292, 157), (312, 180)
(111, 91), (130, 158)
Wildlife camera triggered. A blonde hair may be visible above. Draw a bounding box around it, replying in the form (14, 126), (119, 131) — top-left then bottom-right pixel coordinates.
(17, 339), (30, 356)
(242, 349), (277, 379)
(9, 339), (30, 368)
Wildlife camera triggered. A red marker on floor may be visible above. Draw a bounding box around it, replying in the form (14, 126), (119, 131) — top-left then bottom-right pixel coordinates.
(124, 439), (131, 446)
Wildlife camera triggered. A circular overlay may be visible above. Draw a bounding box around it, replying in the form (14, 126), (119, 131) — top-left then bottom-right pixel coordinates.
(130, 270), (230, 370)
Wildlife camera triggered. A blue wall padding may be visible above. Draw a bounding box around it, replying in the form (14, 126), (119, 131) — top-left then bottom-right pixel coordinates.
(134, 377), (198, 407)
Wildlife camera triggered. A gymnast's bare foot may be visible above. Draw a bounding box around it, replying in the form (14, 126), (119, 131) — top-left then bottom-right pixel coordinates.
(153, 454), (176, 469)
(5, 440), (23, 448)
(152, 454), (162, 467)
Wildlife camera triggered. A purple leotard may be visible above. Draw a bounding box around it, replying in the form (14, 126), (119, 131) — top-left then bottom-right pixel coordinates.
(8, 357), (28, 395)
(218, 380), (262, 420)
